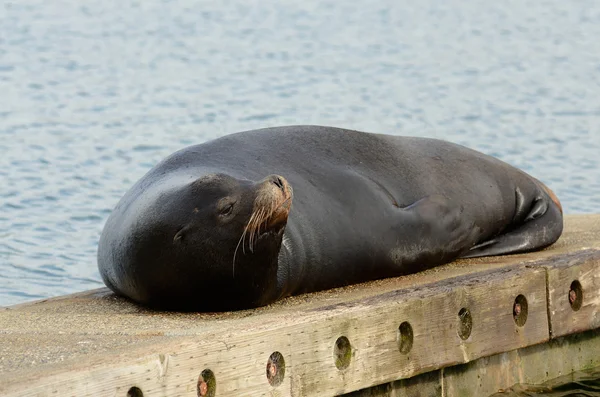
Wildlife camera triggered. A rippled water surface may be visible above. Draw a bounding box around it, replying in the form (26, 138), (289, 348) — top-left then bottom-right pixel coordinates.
(1, 0), (600, 306)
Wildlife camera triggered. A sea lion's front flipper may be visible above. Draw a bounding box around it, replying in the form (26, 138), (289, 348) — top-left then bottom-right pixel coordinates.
(394, 195), (482, 264)
(461, 186), (563, 258)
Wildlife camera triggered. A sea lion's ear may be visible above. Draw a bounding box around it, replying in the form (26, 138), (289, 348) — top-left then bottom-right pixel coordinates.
(173, 228), (185, 243)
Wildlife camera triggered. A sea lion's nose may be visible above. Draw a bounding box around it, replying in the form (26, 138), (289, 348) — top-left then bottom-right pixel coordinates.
(269, 175), (286, 192)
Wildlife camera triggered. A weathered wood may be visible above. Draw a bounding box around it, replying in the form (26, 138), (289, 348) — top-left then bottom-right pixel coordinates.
(288, 266), (548, 396)
(345, 329), (600, 397)
(343, 370), (441, 397)
(446, 328), (600, 397)
(0, 264), (554, 396)
(538, 249), (600, 338)
(1, 214), (599, 397)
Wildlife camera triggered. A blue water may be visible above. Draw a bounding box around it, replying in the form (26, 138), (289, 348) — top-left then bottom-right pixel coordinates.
(1, 0), (600, 306)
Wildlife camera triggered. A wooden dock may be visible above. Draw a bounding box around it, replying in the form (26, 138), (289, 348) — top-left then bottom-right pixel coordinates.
(1, 214), (599, 397)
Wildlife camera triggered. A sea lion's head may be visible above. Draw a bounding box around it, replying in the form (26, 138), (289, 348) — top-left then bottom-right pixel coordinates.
(109, 172), (293, 311)
(171, 173), (293, 264)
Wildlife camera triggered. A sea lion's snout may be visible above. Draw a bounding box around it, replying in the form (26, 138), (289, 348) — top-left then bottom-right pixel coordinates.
(243, 174), (292, 241)
(258, 175), (293, 228)
(271, 175), (286, 193)
(234, 174), (293, 254)
(260, 174), (291, 196)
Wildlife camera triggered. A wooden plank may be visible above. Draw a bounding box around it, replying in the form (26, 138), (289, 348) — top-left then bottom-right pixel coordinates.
(3, 214), (600, 397)
(443, 328), (600, 397)
(342, 370), (441, 397)
(341, 328), (600, 397)
(286, 267), (548, 396)
(538, 249), (600, 338)
(1, 265), (548, 397)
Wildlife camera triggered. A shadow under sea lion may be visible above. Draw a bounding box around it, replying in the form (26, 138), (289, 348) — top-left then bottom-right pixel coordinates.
(97, 126), (563, 311)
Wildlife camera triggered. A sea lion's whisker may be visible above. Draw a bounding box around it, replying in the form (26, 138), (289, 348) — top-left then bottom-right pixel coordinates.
(248, 210), (260, 252)
(241, 215), (252, 255)
(233, 210), (258, 276)
(234, 193), (293, 274)
(249, 210), (258, 251)
(232, 228), (247, 278)
(245, 210), (259, 251)
(249, 208), (265, 252)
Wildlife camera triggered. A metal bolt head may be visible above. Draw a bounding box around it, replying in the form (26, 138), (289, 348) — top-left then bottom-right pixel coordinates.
(198, 380), (208, 396)
(268, 362), (277, 378)
(513, 302), (522, 317)
(569, 289), (577, 305)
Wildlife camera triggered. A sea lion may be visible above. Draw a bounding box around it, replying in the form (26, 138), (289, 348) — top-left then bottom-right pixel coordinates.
(97, 125), (563, 311)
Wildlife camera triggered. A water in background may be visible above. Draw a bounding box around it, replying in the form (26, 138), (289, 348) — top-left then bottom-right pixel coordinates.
(1, 0), (600, 306)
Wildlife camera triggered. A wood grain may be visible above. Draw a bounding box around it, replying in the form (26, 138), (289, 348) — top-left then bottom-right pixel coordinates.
(2, 266), (549, 397)
(541, 249), (600, 338)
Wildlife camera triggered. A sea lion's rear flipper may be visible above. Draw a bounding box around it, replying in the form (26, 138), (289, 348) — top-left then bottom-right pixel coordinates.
(462, 184), (563, 258)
